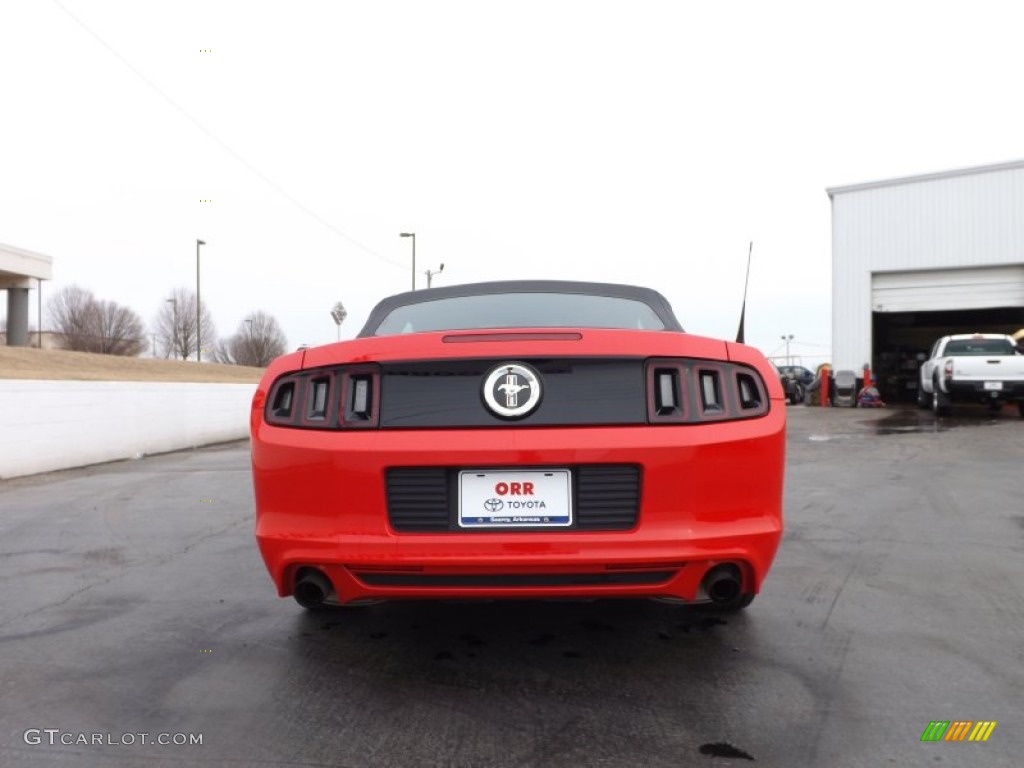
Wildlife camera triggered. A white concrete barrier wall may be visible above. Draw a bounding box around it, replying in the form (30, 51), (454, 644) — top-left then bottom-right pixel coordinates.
(0, 380), (256, 479)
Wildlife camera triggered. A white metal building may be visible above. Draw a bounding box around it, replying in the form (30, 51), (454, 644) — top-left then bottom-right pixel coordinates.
(827, 160), (1024, 402)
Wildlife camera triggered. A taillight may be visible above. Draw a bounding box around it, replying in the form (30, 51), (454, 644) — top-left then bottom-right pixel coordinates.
(266, 378), (297, 422)
(646, 361), (686, 422)
(646, 358), (768, 423)
(264, 364), (380, 429)
(944, 360), (954, 378)
(340, 368), (380, 428)
(736, 372), (765, 410)
(695, 366), (728, 420)
(305, 377), (331, 421)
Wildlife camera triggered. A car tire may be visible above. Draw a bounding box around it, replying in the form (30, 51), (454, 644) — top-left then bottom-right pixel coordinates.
(917, 385), (932, 410)
(792, 384), (805, 405)
(1018, 401), (1024, 419)
(932, 376), (950, 416)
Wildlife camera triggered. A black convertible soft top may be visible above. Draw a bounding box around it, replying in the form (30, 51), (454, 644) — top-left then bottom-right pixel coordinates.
(357, 280), (685, 337)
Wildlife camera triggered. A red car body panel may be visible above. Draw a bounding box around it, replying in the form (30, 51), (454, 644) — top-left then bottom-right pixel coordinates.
(251, 326), (785, 606)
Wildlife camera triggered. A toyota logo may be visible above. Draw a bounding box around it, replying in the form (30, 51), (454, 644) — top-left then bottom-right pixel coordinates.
(484, 498), (504, 512)
(482, 363), (542, 419)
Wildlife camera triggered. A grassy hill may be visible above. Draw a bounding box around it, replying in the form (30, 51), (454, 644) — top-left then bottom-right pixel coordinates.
(0, 346), (264, 383)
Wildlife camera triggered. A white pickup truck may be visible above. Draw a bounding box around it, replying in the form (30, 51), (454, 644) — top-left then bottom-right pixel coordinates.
(918, 333), (1024, 416)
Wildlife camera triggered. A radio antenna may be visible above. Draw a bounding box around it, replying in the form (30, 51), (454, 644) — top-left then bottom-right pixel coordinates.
(735, 241), (753, 344)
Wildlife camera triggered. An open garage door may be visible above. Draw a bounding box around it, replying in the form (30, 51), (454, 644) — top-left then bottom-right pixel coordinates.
(871, 266), (1024, 402)
(872, 265), (1024, 313)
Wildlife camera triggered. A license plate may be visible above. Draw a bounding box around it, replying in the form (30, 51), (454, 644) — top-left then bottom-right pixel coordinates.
(983, 381), (1003, 391)
(458, 470), (572, 528)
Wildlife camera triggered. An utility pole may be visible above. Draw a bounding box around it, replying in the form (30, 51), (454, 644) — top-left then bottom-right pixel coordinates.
(425, 262), (445, 288)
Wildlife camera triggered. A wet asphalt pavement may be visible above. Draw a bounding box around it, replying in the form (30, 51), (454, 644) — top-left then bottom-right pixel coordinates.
(1, 404), (1022, 767)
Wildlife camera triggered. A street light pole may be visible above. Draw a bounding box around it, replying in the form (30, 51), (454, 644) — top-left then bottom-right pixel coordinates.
(400, 232), (415, 290)
(781, 334), (794, 366)
(425, 262), (445, 289)
(196, 239), (206, 361)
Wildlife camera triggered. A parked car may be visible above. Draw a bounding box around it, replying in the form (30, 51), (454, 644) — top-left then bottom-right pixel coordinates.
(918, 333), (1024, 416)
(775, 366), (806, 405)
(251, 280), (786, 614)
(776, 365), (814, 387)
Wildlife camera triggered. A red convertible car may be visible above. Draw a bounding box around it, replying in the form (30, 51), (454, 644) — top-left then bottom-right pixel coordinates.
(251, 281), (785, 612)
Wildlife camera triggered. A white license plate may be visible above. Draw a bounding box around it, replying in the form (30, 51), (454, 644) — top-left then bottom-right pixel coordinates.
(983, 381), (1003, 391)
(458, 469), (572, 528)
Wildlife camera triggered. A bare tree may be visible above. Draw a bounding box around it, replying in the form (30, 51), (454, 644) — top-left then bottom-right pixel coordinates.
(48, 285), (97, 351)
(214, 311), (288, 367)
(46, 285), (145, 355)
(153, 288), (217, 361)
(92, 299), (145, 356)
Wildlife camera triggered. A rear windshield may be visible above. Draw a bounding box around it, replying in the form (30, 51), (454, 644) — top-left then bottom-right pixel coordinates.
(944, 339), (1016, 356)
(370, 292), (667, 336)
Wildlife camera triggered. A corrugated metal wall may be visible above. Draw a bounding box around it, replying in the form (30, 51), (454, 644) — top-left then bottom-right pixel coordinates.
(830, 162), (1024, 370)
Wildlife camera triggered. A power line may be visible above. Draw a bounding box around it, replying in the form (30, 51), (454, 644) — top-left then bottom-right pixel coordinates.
(790, 340), (832, 349)
(50, 0), (406, 271)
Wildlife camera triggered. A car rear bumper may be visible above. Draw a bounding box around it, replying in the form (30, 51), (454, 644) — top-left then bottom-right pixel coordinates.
(946, 380), (1024, 402)
(252, 412), (785, 604)
(257, 527), (782, 604)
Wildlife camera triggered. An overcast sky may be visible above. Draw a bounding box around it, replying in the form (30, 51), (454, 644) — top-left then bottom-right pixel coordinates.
(2, 0), (1023, 365)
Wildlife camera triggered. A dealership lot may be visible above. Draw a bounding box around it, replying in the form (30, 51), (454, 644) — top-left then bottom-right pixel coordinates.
(1, 406), (1021, 767)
